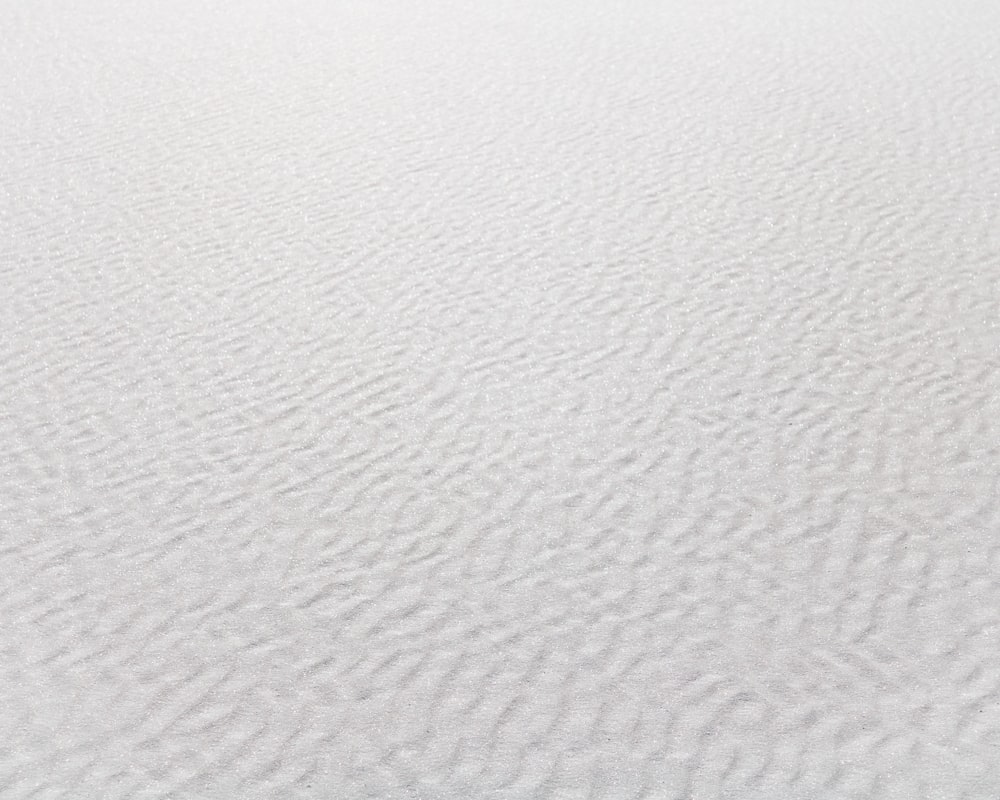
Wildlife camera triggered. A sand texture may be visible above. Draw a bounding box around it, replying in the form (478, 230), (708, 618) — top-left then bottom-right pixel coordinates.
(3, 0), (1000, 797)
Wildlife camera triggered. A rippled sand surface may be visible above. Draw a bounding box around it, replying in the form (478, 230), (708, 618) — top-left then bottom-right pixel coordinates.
(4, 1), (1000, 797)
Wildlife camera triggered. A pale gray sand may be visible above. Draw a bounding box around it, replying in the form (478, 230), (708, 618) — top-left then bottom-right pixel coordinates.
(3, 0), (1000, 798)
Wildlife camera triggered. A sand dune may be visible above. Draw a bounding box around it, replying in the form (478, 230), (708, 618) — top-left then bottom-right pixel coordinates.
(3, 0), (1000, 797)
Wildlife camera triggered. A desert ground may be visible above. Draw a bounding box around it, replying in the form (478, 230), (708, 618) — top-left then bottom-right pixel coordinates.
(3, 1), (1000, 797)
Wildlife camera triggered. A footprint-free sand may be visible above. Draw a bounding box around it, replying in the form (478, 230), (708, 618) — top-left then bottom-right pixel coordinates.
(3, 1), (1000, 797)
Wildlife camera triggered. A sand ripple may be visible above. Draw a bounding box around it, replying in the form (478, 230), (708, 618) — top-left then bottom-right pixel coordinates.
(3, 1), (1000, 797)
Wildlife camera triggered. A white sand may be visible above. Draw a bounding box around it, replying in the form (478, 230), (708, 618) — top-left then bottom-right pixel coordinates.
(3, 1), (1000, 797)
